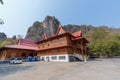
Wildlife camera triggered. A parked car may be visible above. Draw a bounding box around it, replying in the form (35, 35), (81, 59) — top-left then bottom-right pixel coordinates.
(9, 57), (22, 64)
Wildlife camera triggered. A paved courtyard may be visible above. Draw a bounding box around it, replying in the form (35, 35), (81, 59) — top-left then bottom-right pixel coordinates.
(0, 58), (120, 80)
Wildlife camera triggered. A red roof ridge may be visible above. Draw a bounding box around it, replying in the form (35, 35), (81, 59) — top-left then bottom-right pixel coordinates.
(17, 39), (38, 47)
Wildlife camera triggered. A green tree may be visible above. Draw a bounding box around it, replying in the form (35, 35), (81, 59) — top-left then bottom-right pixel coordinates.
(88, 28), (110, 57)
(0, 39), (17, 48)
(88, 28), (120, 57)
(106, 34), (120, 56)
(0, 0), (3, 4)
(90, 28), (109, 42)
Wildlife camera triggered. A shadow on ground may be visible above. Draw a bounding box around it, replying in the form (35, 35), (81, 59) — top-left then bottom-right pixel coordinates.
(0, 64), (33, 77)
(88, 58), (102, 61)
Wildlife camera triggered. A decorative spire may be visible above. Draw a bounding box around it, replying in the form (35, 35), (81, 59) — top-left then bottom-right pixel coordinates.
(56, 24), (67, 35)
(79, 30), (82, 37)
(42, 33), (48, 40)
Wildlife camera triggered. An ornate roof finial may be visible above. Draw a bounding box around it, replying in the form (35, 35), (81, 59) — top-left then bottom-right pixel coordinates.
(42, 33), (48, 40)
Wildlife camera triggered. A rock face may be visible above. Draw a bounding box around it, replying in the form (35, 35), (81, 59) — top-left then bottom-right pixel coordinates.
(25, 16), (60, 41)
(63, 24), (95, 34)
(25, 16), (96, 41)
(25, 16), (120, 42)
(0, 32), (7, 40)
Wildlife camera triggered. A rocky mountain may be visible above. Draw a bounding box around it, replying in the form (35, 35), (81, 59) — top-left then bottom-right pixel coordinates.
(25, 16), (96, 41)
(25, 16), (60, 41)
(25, 16), (120, 41)
(0, 32), (7, 40)
(63, 24), (95, 34)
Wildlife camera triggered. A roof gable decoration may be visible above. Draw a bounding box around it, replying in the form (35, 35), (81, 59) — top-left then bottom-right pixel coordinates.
(42, 33), (48, 40)
(56, 24), (67, 35)
(72, 31), (82, 38)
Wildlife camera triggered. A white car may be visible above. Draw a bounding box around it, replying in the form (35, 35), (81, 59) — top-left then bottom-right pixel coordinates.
(10, 58), (22, 64)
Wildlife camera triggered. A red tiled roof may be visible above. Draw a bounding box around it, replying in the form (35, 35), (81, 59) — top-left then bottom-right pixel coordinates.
(72, 31), (82, 38)
(3, 39), (38, 51)
(17, 39), (38, 47)
(4, 45), (38, 51)
(36, 32), (72, 43)
(36, 25), (89, 44)
(71, 31), (89, 43)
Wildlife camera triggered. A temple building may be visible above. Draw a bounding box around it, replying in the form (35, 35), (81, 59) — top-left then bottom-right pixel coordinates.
(0, 25), (89, 62)
(0, 39), (38, 60)
(36, 25), (89, 62)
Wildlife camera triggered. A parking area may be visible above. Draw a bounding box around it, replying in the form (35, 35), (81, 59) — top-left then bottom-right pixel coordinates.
(0, 58), (120, 80)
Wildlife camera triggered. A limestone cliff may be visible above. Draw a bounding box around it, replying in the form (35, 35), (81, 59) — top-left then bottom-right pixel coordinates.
(25, 16), (120, 41)
(25, 16), (60, 41)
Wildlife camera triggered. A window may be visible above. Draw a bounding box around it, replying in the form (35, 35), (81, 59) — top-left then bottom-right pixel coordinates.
(17, 58), (22, 60)
(41, 57), (44, 61)
(51, 56), (57, 60)
(59, 56), (65, 60)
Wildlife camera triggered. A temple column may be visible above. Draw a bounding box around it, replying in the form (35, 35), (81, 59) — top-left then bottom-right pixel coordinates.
(80, 41), (87, 62)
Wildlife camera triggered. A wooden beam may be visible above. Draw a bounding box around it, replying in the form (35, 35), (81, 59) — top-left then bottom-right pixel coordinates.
(80, 40), (87, 62)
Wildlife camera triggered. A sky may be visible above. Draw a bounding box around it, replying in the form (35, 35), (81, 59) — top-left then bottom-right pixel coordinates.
(0, 0), (120, 37)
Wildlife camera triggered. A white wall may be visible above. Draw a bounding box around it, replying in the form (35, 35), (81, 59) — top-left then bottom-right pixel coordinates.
(40, 53), (84, 62)
(40, 54), (69, 62)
